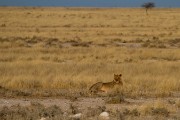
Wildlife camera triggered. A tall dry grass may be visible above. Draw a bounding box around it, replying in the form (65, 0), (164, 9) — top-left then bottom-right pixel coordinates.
(0, 46), (179, 97)
(0, 7), (180, 97)
(0, 7), (180, 43)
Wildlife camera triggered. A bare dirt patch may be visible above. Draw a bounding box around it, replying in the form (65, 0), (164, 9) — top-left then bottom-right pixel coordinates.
(0, 96), (179, 120)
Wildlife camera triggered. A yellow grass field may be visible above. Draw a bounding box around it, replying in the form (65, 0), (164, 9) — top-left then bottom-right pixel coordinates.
(0, 7), (180, 98)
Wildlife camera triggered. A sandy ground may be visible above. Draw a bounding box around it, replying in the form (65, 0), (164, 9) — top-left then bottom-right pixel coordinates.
(0, 97), (105, 113)
(0, 97), (179, 113)
(0, 87), (180, 119)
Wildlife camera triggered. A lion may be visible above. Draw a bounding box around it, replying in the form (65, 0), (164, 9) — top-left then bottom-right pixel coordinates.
(89, 74), (123, 94)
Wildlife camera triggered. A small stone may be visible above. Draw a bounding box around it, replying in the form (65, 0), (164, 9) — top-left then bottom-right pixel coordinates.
(69, 113), (82, 119)
(39, 117), (46, 120)
(99, 112), (110, 120)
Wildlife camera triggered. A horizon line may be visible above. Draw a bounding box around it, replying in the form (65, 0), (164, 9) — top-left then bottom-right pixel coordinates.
(0, 5), (179, 8)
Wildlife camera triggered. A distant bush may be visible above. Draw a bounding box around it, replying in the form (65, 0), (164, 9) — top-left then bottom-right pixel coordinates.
(141, 2), (155, 15)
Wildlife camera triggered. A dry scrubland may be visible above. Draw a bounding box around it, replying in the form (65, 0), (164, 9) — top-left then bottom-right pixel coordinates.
(0, 7), (180, 120)
(0, 7), (180, 97)
(0, 98), (179, 120)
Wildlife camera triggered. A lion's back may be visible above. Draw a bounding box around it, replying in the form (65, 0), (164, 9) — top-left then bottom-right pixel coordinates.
(89, 82), (103, 94)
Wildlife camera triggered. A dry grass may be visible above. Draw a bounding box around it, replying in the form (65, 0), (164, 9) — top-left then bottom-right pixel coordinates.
(0, 102), (64, 120)
(0, 7), (180, 97)
(1, 8), (180, 43)
(106, 98), (180, 120)
(139, 100), (170, 116)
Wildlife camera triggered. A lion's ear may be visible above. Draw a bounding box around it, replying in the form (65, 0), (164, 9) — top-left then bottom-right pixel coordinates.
(119, 74), (122, 76)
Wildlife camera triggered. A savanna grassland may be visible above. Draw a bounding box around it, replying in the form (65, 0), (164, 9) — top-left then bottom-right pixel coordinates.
(0, 7), (180, 120)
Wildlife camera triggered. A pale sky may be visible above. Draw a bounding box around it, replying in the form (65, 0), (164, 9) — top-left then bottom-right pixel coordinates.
(0, 0), (180, 7)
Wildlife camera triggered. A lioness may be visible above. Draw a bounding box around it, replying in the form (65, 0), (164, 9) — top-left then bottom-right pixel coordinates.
(89, 74), (123, 94)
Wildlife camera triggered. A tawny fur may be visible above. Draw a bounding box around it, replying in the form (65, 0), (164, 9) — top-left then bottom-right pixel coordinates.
(89, 74), (123, 94)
